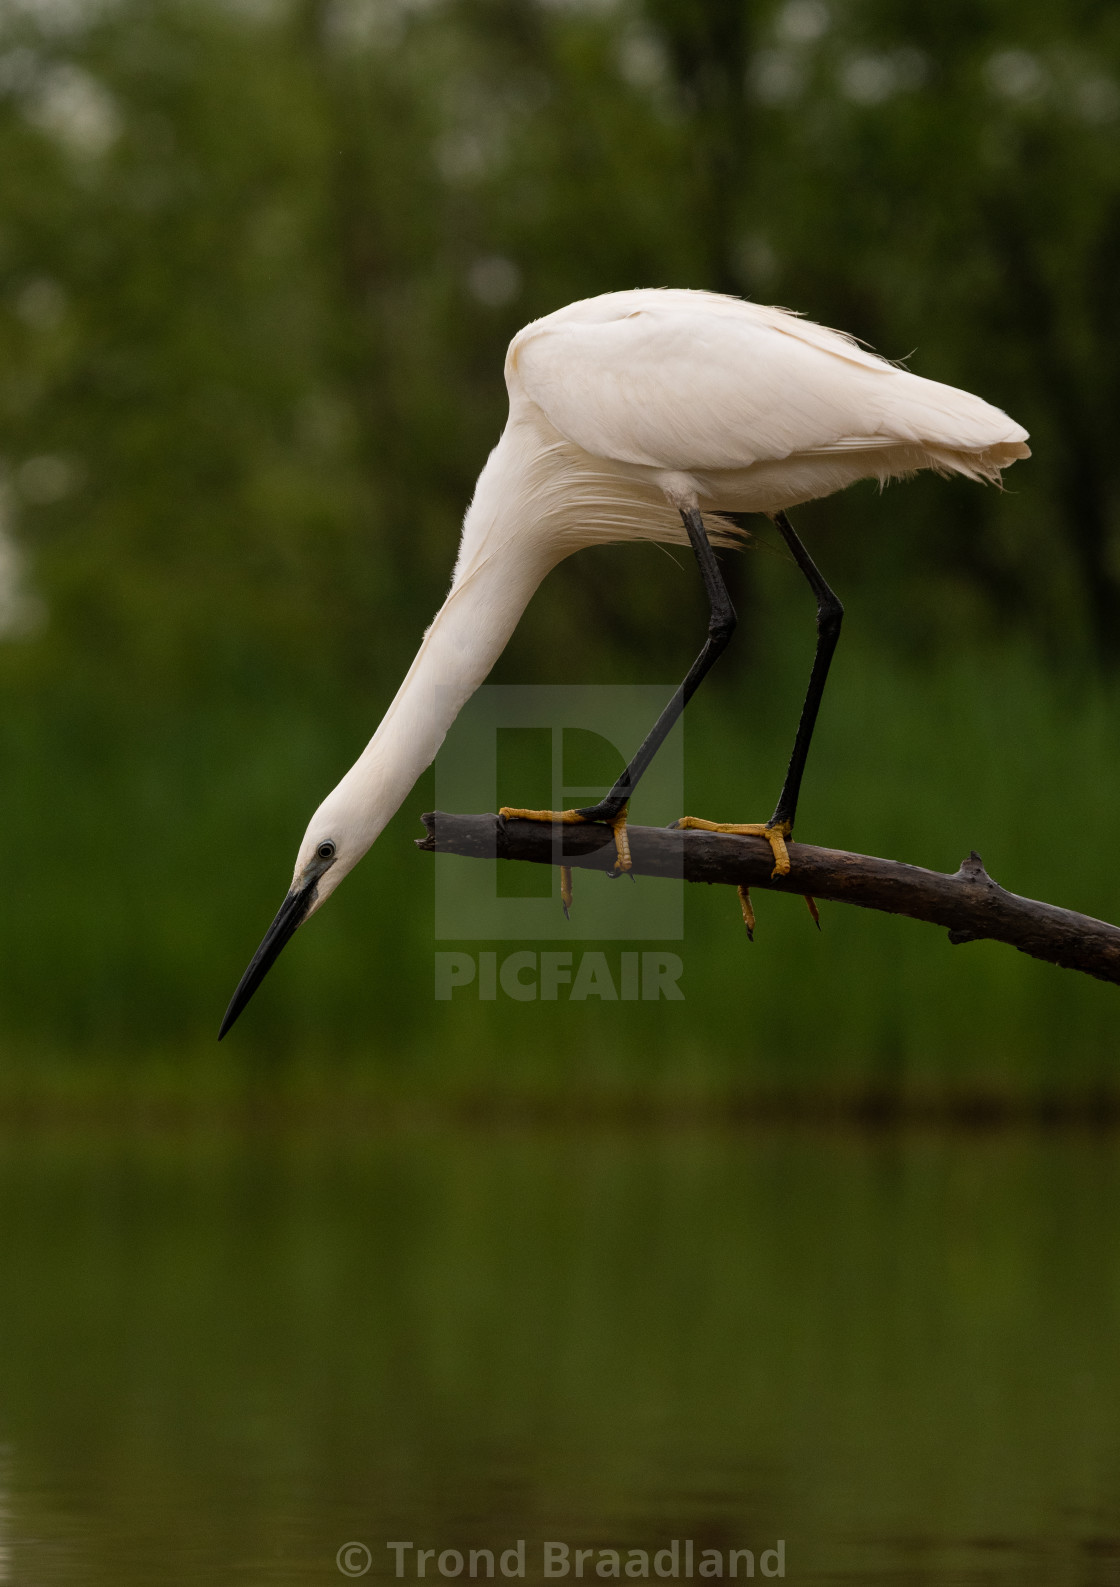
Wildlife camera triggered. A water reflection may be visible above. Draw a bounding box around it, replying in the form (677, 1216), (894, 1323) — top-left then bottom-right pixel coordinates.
(0, 1126), (1116, 1583)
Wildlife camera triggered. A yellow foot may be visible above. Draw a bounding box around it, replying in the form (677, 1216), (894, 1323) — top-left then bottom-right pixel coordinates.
(499, 805), (632, 917)
(608, 809), (632, 873)
(499, 804), (631, 872)
(673, 815), (792, 880)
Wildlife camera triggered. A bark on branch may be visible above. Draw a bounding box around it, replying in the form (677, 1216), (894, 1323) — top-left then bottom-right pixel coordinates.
(417, 811), (1120, 986)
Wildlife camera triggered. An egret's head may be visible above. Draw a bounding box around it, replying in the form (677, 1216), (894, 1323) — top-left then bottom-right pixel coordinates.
(217, 794), (374, 1040)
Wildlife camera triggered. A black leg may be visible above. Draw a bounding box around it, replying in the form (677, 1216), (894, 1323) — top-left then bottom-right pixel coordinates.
(767, 510), (843, 833)
(575, 506), (737, 823)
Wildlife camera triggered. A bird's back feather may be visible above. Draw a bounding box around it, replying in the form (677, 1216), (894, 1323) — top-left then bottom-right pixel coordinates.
(507, 290), (1028, 499)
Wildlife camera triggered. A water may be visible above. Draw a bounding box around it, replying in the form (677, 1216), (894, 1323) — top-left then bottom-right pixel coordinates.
(0, 1125), (1117, 1584)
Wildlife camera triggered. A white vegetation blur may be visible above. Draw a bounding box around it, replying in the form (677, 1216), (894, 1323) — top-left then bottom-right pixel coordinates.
(0, 44), (119, 157)
(26, 59), (118, 155)
(0, 0), (107, 36)
(0, 481), (44, 639)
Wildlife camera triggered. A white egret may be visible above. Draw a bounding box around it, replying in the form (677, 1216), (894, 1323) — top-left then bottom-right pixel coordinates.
(219, 287), (1029, 1036)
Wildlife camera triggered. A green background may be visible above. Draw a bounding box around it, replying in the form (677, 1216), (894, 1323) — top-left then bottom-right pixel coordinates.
(1, 7), (1119, 1583)
(1, 0), (1118, 1111)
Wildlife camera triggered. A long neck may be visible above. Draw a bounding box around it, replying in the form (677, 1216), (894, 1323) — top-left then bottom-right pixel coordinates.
(320, 491), (556, 849)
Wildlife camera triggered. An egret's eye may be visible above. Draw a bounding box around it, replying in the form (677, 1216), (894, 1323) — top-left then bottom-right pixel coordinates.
(316, 840), (336, 862)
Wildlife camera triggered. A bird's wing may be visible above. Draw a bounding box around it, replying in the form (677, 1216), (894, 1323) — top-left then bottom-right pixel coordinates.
(511, 301), (1025, 471)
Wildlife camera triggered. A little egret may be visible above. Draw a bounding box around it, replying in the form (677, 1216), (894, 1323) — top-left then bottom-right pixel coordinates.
(219, 288), (1029, 1036)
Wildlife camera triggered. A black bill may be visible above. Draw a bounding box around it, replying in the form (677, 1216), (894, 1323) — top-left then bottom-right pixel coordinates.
(218, 881), (318, 1040)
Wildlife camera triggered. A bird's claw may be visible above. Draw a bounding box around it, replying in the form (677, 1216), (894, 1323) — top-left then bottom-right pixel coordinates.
(561, 865), (573, 918)
(499, 803), (631, 916)
(673, 816), (819, 937)
(672, 815), (792, 879)
(737, 885), (755, 941)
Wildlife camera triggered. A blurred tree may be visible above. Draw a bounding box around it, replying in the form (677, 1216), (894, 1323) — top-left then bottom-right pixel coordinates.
(0, 0), (1116, 687)
(1, 0), (1120, 1076)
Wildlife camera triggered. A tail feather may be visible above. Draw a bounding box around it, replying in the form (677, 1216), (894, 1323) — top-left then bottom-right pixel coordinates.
(878, 369), (1029, 456)
(921, 438), (1031, 485)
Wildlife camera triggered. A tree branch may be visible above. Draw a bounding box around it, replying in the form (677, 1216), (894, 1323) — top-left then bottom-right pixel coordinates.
(417, 812), (1120, 986)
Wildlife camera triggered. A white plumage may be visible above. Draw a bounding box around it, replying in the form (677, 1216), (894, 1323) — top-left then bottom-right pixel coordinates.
(512, 288), (1026, 480)
(452, 287), (1027, 592)
(219, 288), (1029, 1036)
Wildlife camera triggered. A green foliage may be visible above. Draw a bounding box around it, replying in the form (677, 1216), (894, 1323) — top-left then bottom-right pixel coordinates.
(1, 0), (1118, 678)
(3, 637), (1117, 1109)
(0, 0), (1116, 1103)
